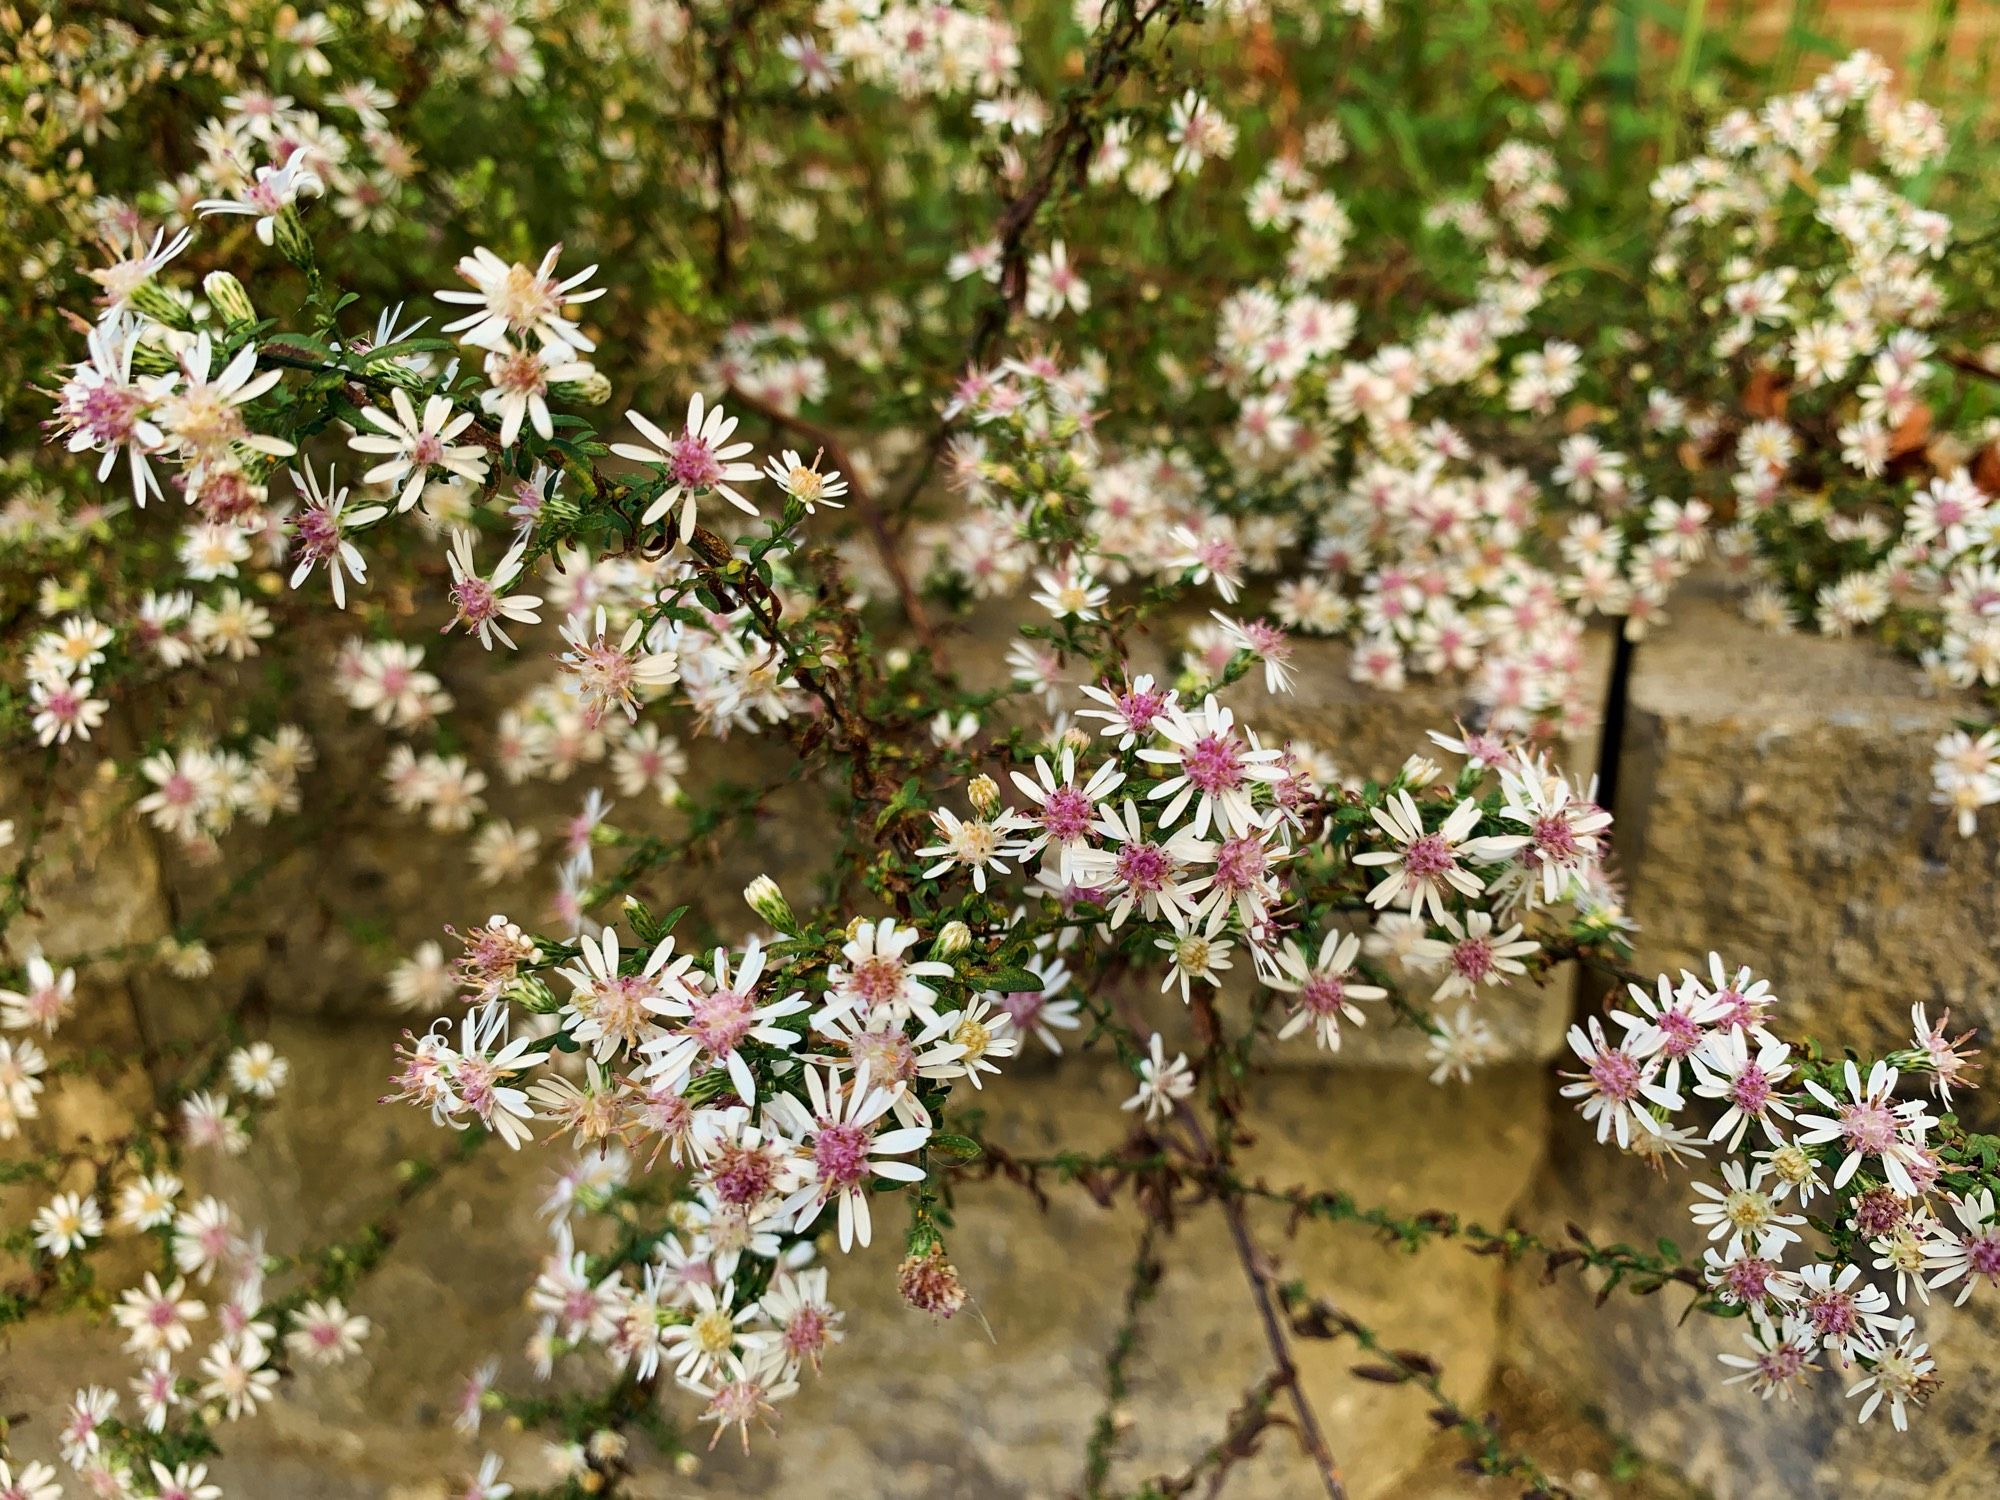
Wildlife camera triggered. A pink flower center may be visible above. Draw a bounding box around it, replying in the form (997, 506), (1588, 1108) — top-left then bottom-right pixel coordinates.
(294, 503), (342, 563)
(786, 1307), (831, 1361)
(1730, 1063), (1772, 1113)
(847, 956), (907, 1007)
(451, 576), (499, 627)
(1298, 973), (1348, 1018)
(1450, 937), (1496, 984)
(1656, 1008), (1703, 1058)
(1757, 1342), (1809, 1383)
(1966, 1231), (2000, 1280)
(1589, 1048), (1641, 1103)
(687, 989), (754, 1057)
(1039, 785), (1095, 843)
(1838, 1098), (1900, 1156)
(493, 347), (548, 397)
(75, 380), (143, 443)
(1806, 1289), (1857, 1337)
(812, 1120), (872, 1191)
(1723, 1256), (1776, 1303)
(1115, 687), (1168, 734)
(1532, 814), (1580, 861)
(994, 990), (1045, 1027)
(709, 1142), (779, 1206)
(1211, 834), (1268, 894)
(1182, 733), (1244, 794)
(1401, 832), (1457, 879)
(669, 432), (723, 490)
(1114, 841), (1172, 893)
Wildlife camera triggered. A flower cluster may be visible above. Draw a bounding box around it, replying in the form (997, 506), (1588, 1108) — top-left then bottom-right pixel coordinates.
(1569, 963), (1987, 1430)
(7, 6), (1999, 1497)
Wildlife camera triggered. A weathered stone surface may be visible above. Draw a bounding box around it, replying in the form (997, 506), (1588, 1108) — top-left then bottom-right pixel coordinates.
(1603, 577), (1996, 1052)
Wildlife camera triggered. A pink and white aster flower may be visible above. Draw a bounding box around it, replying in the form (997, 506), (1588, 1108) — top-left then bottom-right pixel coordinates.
(444, 529), (544, 649)
(643, 938), (808, 1105)
(479, 341), (594, 447)
(0, 953), (77, 1035)
(611, 394), (762, 543)
(1353, 791), (1526, 923)
(557, 607), (680, 727)
(1010, 747), (1124, 883)
(1495, 761), (1611, 904)
(1561, 1016), (1682, 1148)
(1782, 1261), (1896, 1362)
(1922, 1188), (2000, 1305)
(1079, 799), (1214, 932)
(286, 459), (386, 608)
(1611, 973), (1730, 1092)
(53, 313), (166, 505)
(1794, 1059), (1936, 1196)
(194, 155), (323, 242)
(349, 388), (489, 511)
(556, 927), (696, 1059)
(1077, 673), (1178, 748)
(1138, 693), (1284, 838)
(1267, 929), (1385, 1051)
(769, 1065), (930, 1251)
(1688, 1026), (1796, 1149)
(820, 918), (954, 1028)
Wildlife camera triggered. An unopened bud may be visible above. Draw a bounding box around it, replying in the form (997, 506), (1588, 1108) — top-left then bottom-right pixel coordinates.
(367, 357), (434, 392)
(272, 204), (315, 270)
(932, 920), (971, 959)
(966, 774), (1000, 816)
(743, 875), (797, 933)
(130, 278), (194, 331)
(552, 370), (612, 406)
(203, 271), (257, 331)
(504, 974), (561, 1014)
(1399, 754), (1442, 789)
(129, 338), (179, 377)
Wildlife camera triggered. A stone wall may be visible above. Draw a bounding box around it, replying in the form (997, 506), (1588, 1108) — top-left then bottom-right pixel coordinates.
(4, 582), (1996, 1498)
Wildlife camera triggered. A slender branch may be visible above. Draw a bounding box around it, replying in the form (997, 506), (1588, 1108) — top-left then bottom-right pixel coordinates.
(725, 383), (947, 673)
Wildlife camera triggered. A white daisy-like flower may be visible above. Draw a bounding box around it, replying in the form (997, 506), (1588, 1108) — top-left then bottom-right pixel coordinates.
(611, 393), (763, 543)
(436, 244), (604, 352)
(349, 389), (489, 511)
(444, 530), (544, 649)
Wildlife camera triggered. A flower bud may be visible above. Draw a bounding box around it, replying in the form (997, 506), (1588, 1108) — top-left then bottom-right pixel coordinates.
(130, 278), (195, 331)
(203, 271), (258, 331)
(368, 358), (435, 393)
(743, 875), (797, 933)
(966, 774), (1000, 816)
(552, 370), (612, 406)
(129, 338), (180, 377)
(1399, 754), (1442, 789)
(504, 974), (562, 1014)
(272, 204), (315, 270)
(932, 920), (971, 959)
